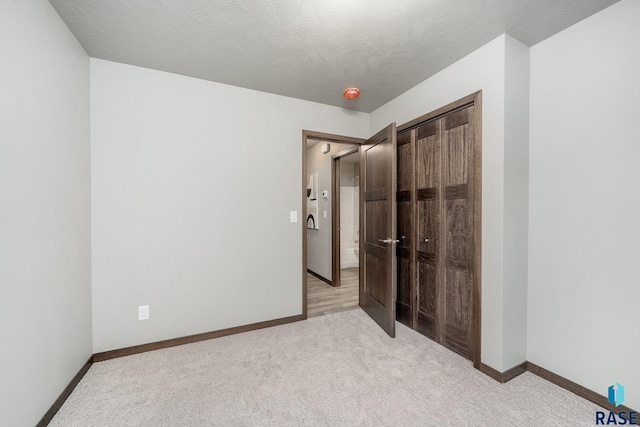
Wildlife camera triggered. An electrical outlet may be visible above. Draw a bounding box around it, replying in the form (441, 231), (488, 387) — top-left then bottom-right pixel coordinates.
(138, 305), (149, 320)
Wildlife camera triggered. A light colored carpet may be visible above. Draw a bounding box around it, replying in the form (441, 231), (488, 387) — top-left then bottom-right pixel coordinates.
(52, 309), (600, 426)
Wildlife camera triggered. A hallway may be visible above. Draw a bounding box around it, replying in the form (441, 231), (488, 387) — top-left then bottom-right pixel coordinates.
(307, 268), (358, 317)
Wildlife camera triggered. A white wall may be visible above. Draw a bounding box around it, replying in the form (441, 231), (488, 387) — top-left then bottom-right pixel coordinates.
(0, 1), (91, 425)
(502, 36), (530, 369)
(91, 59), (369, 352)
(528, 0), (640, 410)
(0, 2), (630, 419)
(371, 34), (529, 371)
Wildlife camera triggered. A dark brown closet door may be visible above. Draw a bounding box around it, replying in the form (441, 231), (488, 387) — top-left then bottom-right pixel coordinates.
(406, 102), (477, 360)
(360, 123), (398, 338)
(440, 107), (474, 359)
(396, 129), (414, 328)
(415, 120), (441, 342)
(395, 92), (480, 365)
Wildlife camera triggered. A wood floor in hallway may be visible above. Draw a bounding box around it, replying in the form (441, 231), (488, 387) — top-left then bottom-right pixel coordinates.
(307, 267), (359, 318)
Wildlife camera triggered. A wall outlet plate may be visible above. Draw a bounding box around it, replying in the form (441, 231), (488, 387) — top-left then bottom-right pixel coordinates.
(138, 305), (149, 320)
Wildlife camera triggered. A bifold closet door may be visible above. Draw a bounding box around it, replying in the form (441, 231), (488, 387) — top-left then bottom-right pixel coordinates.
(415, 120), (441, 342)
(398, 103), (477, 361)
(439, 107), (475, 359)
(396, 130), (415, 328)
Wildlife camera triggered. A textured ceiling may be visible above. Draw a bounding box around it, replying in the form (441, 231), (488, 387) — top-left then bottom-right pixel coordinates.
(49, 0), (619, 112)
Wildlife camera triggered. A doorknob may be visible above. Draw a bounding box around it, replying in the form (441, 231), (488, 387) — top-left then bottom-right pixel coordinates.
(424, 238), (429, 243)
(378, 238), (400, 244)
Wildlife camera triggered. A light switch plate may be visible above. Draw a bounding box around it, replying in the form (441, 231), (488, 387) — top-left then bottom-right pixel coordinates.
(290, 211), (297, 222)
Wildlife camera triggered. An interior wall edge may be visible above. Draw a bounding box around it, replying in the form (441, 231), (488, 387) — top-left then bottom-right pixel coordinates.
(501, 34), (530, 370)
(479, 361), (527, 383)
(0, 0), (92, 425)
(36, 356), (94, 427)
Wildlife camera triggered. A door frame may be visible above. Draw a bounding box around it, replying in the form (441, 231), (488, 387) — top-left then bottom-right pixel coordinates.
(302, 130), (364, 320)
(331, 146), (360, 288)
(396, 90), (482, 369)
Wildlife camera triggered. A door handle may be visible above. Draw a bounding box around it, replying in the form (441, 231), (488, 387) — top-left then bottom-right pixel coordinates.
(378, 238), (400, 244)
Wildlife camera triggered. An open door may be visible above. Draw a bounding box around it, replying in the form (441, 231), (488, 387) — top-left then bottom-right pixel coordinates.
(359, 123), (397, 337)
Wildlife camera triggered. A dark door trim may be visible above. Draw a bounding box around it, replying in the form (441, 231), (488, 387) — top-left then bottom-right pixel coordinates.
(332, 157), (341, 288)
(302, 130), (364, 319)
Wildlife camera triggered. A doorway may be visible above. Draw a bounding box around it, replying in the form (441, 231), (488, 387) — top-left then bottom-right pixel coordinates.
(302, 131), (363, 319)
(301, 92), (480, 360)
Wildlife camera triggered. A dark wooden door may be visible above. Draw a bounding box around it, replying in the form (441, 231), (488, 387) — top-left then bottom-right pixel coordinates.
(360, 123), (397, 337)
(396, 97), (480, 363)
(396, 129), (415, 328)
(415, 119), (442, 342)
(415, 106), (476, 359)
(439, 106), (475, 358)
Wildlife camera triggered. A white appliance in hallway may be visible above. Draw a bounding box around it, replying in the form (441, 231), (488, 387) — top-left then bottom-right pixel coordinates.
(340, 159), (359, 269)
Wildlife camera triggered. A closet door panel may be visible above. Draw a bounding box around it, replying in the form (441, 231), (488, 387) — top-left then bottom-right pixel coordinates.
(397, 195), (412, 248)
(416, 197), (439, 339)
(441, 106), (473, 358)
(416, 256), (437, 340)
(417, 198), (439, 253)
(396, 130), (414, 327)
(415, 122), (441, 341)
(444, 129), (469, 185)
(446, 198), (471, 262)
(397, 141), (413, 191)
(396, 251), (412, 326)
(396, 198), (412, 324)
(445, 267), (472, 351)
(417, 122), (438, 189)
